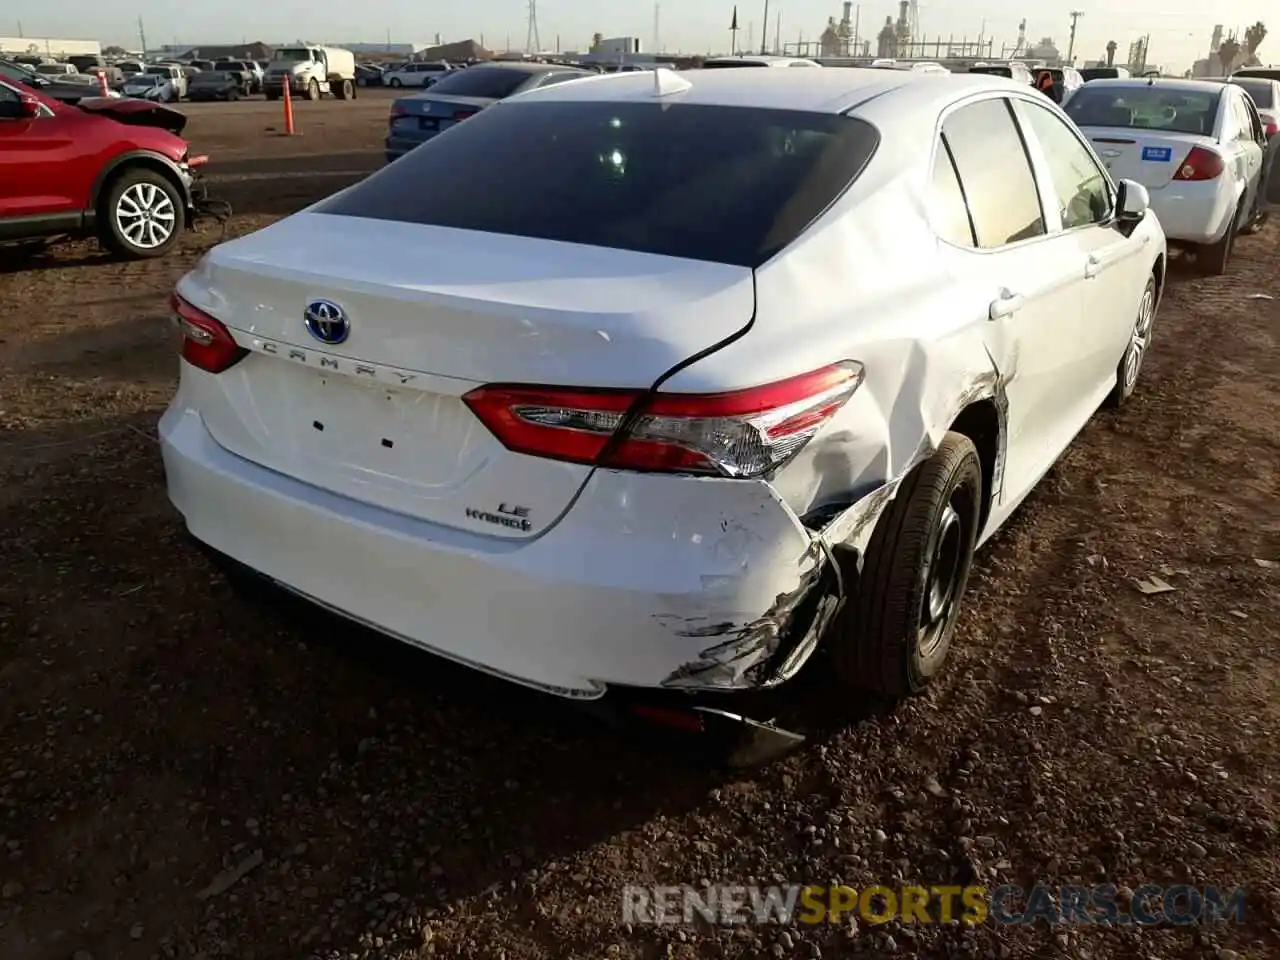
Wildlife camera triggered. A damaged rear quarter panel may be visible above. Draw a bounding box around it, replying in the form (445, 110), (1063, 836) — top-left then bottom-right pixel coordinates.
(660, 166), (1009, 531)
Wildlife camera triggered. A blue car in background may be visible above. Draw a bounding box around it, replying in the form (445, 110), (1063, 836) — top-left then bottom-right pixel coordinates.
(385, 61), (592, 163)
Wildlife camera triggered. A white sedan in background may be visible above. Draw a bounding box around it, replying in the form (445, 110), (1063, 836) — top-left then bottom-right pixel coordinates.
(1063, 77), (1264, 274)
(384, 61), (451, 87)
(160, 68), (1164, 719)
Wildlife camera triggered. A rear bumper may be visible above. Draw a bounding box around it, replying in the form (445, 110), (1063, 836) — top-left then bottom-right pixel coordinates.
(1148, 183), (1237, 244)
(385, 131), (443, 162)
(159, 402), (841, 699)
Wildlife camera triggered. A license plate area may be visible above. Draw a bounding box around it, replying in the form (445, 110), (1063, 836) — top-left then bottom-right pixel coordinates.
(418, 117), (440, 131)
(305, 375), (418, 459)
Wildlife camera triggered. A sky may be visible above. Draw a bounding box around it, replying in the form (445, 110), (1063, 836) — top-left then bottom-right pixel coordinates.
(4, 0), (1273, 73)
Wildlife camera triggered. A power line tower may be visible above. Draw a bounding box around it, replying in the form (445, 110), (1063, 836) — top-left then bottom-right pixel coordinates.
(525, 0), (541, 54)
(1067, 10), (1083, 64)
(653, 2), (660, 54)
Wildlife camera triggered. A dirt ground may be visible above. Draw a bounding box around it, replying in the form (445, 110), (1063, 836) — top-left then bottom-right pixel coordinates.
(0, 101), (1278, 960)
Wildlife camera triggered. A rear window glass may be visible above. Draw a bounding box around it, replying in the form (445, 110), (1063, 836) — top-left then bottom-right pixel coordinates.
(1080, 68), (1123, 81)
(969, 66), (1012, 78)
(1231, 78), (1274, 107)
(703, 60), (770, 68)
(422, 67), (530, 98)
(1232, 68), (1280, 82)
(1064, 86), (1221, 135)
(318, 101), (879, 267)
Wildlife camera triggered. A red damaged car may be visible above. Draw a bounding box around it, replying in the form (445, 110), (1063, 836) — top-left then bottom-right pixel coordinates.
(0, 78), (211, 259)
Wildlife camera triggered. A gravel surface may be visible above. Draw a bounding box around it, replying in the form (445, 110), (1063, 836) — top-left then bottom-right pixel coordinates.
(0, 104), (1277, 960)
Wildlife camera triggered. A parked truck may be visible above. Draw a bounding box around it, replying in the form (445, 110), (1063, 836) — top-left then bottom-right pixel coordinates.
(265, 45), (356, 101)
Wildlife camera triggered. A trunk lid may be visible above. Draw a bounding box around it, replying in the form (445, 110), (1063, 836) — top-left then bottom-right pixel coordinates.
(178, 212), (755, 539)
(392, 94), (496, 136)
(1080, 128), (1209, 189)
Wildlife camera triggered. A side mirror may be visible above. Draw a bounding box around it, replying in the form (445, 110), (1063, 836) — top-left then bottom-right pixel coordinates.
(1115, 179), (1150, 224)
(0, 94), (41, 120)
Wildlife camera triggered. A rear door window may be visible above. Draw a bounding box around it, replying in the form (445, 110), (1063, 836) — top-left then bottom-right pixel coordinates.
(319, 101), (880, 267)
(940, 98), (1045, 248)
(928, 141), (976, 247)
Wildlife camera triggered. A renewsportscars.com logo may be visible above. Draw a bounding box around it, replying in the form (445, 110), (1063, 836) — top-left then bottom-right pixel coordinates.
(622, 884), (1248, 927)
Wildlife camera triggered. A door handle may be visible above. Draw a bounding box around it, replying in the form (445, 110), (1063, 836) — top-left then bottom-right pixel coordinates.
(988, 288), (1025, 321)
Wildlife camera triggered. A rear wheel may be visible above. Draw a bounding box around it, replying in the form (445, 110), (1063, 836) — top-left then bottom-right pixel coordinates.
(98, 168), (183, 260)
(389, 77), (402, 87)
(1197, 199), (1243, 275)
(831, 432), (983, 698)
(333, 79), (353, 100)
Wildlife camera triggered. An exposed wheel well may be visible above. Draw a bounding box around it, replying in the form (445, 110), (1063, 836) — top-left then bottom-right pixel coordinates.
(949, 399), (1000, 532)
(95, 158), (188, 226)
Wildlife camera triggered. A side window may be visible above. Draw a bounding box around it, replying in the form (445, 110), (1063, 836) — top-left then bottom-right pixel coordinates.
(929, 138), (976, 247)
(941, 98), (1045, 248)
(1015, 99), (1113, 229)
(1240, 95), (1265, 142)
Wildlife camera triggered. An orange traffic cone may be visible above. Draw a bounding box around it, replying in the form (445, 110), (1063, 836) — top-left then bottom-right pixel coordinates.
(282, 77), (296, 135)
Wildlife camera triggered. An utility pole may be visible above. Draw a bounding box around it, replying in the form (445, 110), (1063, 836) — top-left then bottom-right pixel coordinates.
(1067, 10), (1083, 65)
(760, 0), (769, 54)
(653, 2), (660, 54)
(775, 10), (782, 54)
(525, 0), (541, 54)
(137, 16), (148, 54)
(16, 19), (22, 38)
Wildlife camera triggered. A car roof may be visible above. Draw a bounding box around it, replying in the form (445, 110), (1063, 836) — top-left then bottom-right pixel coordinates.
(455, 61), (585, 74)
(513, 66), (1017, 113)
(1077, 77), (1230, 94)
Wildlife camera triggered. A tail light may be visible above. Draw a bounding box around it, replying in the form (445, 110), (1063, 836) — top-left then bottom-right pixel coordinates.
(1173, 146), (1224, 181)
(451, 109), (477, 121)
(171, 293), (246, 373)
(463, 362), (864, 478)
(1263, 114), (1279, 137)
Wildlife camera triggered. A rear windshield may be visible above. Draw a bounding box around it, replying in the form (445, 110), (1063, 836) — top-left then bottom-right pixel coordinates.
(1080, 68), (1123, 81)
(422, 67), (531, 98)
(214, 61), (244, 71)
(703, 60), (770, 68)
(319, 101), (879, 267)
(970, 66), (1012, 78)
(1064, 86), (1221, 135)
(1231, 78), (1274, 107)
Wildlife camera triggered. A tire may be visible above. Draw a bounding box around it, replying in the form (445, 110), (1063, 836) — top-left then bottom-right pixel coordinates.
(832, 432), (983, 698)
(333, 79), (353, 100)
(97, 168), (184, 260)
(356, 76), (367, 87)
(1197, 199), (1243, 275)
(1105, 274), (1157, 409)
(389, 77), (402, 87)
(306, 78), (320, 101)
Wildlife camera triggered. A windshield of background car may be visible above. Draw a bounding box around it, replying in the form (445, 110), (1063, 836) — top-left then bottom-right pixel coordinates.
(1064, 86), (1220, 135)
(275, 48), (312, 62)
(36, 65), (67, 75)
(702, 60), (770, 68)
(969, 66), (1013, 78)
(129, 76), (161, 86)
(144, 67), (171, 77)
(319, 101), (880, 268)
(214, 62), (242, 71)
(422, 67), (532, 98)
(1230, 78), (1274, 108)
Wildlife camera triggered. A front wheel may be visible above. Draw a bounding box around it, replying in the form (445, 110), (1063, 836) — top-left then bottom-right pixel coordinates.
(389, 77), (402, 87)
(98, 169), (183, 260)
(306, 78), (320, 101)
(831, 432), (983, 698)
(1105, 274), (1157, 409)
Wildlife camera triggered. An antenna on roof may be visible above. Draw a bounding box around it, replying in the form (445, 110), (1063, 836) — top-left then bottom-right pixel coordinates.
(652, 66), (691, 96)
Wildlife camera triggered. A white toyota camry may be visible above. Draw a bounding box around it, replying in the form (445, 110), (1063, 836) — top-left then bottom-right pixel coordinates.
(160, 68), (1165, 710)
